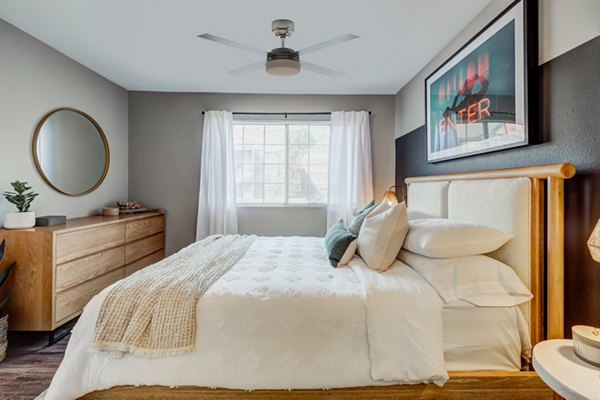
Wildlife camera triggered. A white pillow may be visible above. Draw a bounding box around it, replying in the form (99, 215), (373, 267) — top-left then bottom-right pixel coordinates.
(338, 239), (357, 266)
(357, 201), (409, 272)
(397, 250), (532, 307)
(403, 218), (513, 258)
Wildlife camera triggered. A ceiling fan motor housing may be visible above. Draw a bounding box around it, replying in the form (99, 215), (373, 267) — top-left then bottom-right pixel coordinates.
(267, 47), (299, 62)
(266, 48), (300, 76)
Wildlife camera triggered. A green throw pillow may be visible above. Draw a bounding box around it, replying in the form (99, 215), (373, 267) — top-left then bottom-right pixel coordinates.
(348, 199), (377, 235)
(324, 220), (356, 267)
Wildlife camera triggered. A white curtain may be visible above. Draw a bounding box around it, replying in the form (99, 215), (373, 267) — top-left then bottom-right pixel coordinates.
(327, 111), (373, 228)
(196, 111), (238, 239)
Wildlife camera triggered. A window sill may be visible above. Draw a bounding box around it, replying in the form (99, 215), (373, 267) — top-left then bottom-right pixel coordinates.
(237, 203), (327, 209)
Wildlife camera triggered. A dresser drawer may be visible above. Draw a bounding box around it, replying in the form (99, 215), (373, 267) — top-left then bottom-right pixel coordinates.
(56, 224), (125, 264)
(56, 247), (125, 293)
(125, 250), (164, 276)
(126, 233), (164, 264)
(126, 216), (164, 242)
(55, 267), (124, 324)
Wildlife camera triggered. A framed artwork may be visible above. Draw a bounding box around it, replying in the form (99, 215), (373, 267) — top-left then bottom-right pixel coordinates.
(425, 0), (538, 163)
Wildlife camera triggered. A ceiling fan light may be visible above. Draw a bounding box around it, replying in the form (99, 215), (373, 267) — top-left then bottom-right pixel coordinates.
(266, 59), (300, 76)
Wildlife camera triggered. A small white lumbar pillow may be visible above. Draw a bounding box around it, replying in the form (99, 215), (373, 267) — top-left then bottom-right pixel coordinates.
(338, 239), (357, 266)
(398, 249), (532, 307)
(357, 201), (409, 272)
(402, 218), (513, 258)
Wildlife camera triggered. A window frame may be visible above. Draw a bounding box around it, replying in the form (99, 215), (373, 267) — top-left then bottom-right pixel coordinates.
(233, 120), (330, 208)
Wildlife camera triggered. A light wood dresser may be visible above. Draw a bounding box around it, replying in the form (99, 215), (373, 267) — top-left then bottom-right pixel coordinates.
(0, 212), (164, 334)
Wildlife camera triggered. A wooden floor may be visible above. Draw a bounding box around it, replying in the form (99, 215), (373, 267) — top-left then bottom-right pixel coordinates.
(0, 331), (69, 400)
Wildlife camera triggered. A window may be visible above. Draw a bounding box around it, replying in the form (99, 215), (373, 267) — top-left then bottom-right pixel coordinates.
(233, 122), (330, 205)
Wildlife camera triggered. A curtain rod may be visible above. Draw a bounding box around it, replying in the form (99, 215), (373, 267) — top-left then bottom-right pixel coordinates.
(201, 111), (372, 117)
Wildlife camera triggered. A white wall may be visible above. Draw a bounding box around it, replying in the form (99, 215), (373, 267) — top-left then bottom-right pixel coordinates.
(0, 19), (128, 223)
(539, 0), (600, 64)
(395, 0), (600, 138)
(128, 92), (395, 255)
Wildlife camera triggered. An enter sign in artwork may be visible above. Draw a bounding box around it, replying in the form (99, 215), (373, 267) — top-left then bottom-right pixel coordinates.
(425, 0), (536, 163)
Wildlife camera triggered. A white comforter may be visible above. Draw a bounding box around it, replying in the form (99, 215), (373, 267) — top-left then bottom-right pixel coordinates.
(47, 236), (447, 399)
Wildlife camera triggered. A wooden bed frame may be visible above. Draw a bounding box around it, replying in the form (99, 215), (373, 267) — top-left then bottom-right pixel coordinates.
(81, 164), (575, 400)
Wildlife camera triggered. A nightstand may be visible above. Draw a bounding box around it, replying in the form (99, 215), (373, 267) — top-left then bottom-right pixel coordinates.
(533, 339), (600, 399)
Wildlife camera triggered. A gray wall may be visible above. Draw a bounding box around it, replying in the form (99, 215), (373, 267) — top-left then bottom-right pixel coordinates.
(394, 0), (600, 138)
(238, 207), (327, 238)
(0, 19), (128, 223)
(128, 92), (395, 255)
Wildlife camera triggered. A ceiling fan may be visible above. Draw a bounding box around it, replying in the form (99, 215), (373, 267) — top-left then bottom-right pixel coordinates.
(197, 19), (358, 77)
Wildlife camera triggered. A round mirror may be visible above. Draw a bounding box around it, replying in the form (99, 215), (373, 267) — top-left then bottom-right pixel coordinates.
(32, 108), (110, 196)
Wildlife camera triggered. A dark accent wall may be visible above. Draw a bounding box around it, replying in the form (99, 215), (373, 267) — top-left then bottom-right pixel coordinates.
(395, 36), (600, 334)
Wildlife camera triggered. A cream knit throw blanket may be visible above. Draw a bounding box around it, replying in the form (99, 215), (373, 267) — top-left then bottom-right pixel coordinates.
(92, 234), (255, 357)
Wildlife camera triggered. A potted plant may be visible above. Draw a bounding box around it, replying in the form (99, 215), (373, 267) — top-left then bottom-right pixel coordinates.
(0, 240), (15, 362)
(3, 181), (39, 229)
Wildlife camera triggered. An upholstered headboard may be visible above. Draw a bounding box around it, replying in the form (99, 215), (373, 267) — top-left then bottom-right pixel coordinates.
(405, 164), (576, 347)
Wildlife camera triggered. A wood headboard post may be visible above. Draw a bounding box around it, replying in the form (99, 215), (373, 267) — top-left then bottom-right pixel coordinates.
(547, 176), (565, 339)
(530, 178), (545, 345)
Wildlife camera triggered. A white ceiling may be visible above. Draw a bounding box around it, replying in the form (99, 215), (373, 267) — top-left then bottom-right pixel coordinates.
(0, 0), (490, 94)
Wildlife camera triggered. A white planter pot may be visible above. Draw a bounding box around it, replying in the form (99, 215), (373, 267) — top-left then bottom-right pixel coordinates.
(3, 211), (36, 229)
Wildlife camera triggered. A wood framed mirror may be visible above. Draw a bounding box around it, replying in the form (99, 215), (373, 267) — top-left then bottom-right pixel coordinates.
(32, 108), (110, 196)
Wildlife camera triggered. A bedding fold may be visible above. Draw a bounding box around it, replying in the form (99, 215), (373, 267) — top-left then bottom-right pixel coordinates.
(350, 259), (448, 386)
(92, 234), (255, 357)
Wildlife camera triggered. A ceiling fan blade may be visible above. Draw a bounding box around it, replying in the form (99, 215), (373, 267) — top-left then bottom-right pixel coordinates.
(298, 34), (359, 55)
(197, 33), (267, 56)
(301, 61), (345, 77)
(228, 61), (265, 76)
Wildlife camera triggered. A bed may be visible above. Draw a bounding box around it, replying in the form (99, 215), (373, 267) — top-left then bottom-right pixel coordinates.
(48, 163), (575, 399)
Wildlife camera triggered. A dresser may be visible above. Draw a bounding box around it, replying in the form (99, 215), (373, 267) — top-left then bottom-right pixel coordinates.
(0, 212), (165, 332)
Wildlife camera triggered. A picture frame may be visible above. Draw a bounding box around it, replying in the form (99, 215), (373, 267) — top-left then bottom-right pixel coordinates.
(425, 0), (538, 163)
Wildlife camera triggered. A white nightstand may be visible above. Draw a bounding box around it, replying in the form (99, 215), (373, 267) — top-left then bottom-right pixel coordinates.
(533, 339), (600, 399)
